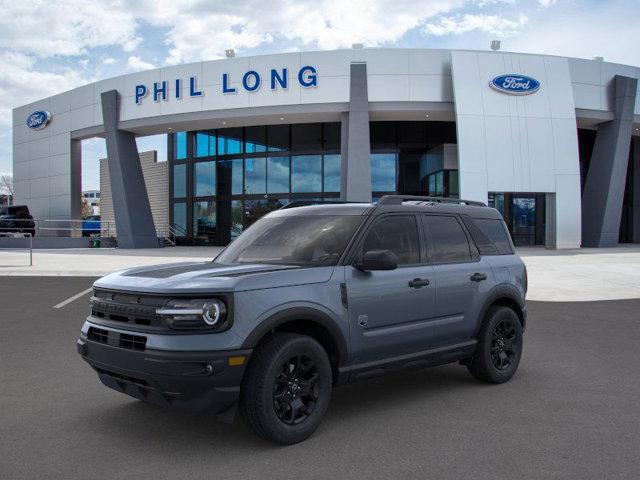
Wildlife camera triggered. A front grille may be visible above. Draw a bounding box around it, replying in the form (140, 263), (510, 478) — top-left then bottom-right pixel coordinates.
(119, 333), (147, 351)
(95, 367), (150, 387)
(86, 326), (147, 351)
(88, 327), (108, 344)
(90, 289), (168, 331)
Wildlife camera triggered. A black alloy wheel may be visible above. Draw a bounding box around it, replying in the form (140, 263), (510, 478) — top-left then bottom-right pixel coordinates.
(490, 319), (517, 370)
(273, 354), (320, 425)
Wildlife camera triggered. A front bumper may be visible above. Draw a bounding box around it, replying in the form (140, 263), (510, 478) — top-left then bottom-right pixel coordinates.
(77, 334), (251, 415)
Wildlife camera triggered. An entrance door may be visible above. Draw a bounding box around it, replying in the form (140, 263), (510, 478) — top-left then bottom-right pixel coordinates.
(511, 195), (537, 246)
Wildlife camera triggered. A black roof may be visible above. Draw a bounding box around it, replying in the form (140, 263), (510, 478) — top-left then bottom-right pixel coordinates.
(272, 195), (503, 220)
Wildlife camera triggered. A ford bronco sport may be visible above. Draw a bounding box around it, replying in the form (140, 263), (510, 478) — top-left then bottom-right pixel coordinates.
(78, 195), (527, 444)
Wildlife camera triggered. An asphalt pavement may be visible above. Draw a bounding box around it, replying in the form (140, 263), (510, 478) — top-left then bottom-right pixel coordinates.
(1, 276), (639, 479)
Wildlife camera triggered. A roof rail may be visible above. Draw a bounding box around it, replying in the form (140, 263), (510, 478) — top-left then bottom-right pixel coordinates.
(377, 195), (486, 207)
(279, 200), (369, 210)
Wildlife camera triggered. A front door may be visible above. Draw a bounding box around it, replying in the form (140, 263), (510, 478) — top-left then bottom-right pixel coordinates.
(345, 214), (436, 365)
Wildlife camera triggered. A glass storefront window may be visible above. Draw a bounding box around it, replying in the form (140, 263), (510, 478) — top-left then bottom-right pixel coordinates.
(245, 157), (266, 194)
(291, 155), (322, 193)
(194, 161), (216, 197)
(218, 159), (243, 195)
(231, 200), (244, 240)
(195, 131), (215, 157)
(193, 201), (216, 238)
(173, 163), (186, 198)
(292, 123), (322, 151)
(323, 123), (341, 151)
(173, 202), (187, 234)
(267, 156), (290, 193)
(218, 128), (243, 155)
(267, 124), (289, 152)
(174, 131), (187, 160)
(245, 126), (267, 153)
(371, 153), (397, 192)
(323, 154), (340, 193)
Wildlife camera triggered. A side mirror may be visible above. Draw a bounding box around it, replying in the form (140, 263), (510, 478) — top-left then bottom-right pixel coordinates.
(355, 249), (398, 271)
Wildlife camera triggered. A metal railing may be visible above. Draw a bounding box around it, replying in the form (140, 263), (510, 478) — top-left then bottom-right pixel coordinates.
(156, 223), (189, 246)
(0, 232), (33, 266)
(0, 218), (115, 237)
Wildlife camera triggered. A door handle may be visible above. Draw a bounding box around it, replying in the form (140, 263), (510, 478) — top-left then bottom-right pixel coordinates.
(470, 272), (488, 282)
(408, 278), (430, 288)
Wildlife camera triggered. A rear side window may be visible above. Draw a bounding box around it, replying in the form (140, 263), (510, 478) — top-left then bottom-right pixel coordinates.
(361, 215), (420, 265)
(473, 218), (514, 255)
(422, 215), (472, 264)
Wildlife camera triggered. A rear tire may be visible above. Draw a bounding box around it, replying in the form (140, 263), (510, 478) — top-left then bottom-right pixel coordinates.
(239, 333), (332, 444)
(467, 306), (523, 384)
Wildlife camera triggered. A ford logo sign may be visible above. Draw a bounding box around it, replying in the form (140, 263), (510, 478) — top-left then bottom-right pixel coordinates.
(26, 110), (51, 130)
(490, 74), (540, 95)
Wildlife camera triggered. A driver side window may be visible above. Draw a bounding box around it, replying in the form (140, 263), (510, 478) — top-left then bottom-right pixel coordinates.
(360, 215), (420, 265)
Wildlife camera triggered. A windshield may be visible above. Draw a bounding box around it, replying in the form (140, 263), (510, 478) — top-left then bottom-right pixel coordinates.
(215, 215), (363, 266)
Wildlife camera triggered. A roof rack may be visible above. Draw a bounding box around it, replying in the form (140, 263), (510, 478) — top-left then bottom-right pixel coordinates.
(279, 200), (370, 210)
(377, 195), (486, 207)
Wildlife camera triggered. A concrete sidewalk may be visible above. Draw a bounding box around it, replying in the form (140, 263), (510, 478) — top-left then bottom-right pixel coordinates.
(0, 244), (639, 301)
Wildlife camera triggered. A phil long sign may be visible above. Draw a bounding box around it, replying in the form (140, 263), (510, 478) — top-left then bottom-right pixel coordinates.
(490, 74), (540, 95)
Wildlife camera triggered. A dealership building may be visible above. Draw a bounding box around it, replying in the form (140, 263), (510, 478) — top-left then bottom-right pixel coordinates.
(11, 48), (640, 248)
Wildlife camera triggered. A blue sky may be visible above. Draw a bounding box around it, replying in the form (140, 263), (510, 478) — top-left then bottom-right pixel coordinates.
(1, 0), (638, 192)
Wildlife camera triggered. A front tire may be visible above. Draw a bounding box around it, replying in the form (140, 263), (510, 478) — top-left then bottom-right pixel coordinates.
(239, 333), (332, 444)
(467, 306), (523, 384)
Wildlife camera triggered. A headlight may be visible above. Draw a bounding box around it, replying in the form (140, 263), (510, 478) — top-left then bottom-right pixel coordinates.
(156, 298), (228, 330)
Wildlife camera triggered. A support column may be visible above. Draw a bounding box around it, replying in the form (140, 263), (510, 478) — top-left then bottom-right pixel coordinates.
(101, 90), (159, 248)
(582, 75), (638, 247)
(340, 63), (371, 202)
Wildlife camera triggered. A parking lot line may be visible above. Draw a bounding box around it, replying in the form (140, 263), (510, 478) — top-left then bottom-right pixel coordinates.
(53, 287), (93, 309)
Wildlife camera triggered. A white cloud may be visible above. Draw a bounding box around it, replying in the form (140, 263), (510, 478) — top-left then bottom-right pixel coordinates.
(538, 0), (558, 7)
(126, 55), (156, 72)
(424, 13), (529, 36)
(102, 57), (116, 65)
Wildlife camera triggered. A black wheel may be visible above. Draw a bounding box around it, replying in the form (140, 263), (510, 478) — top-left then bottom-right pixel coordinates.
(467, 306), (523, 383)
(239, 333), (332, 444)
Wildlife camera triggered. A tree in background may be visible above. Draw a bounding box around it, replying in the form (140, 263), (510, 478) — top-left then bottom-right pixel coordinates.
(81, 198), (92, 218)
(1, 173), (13, 206)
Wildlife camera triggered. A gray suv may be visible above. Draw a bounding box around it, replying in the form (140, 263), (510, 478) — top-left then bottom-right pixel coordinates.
(77, 195), (527, 444)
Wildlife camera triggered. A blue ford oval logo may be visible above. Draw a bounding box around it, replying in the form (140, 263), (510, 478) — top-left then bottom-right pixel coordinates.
(26, 110), (51, 130)
(490, 74), (540, 95)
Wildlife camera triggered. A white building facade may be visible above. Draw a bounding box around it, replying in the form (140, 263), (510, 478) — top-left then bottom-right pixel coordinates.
(12, 48), (640, 248)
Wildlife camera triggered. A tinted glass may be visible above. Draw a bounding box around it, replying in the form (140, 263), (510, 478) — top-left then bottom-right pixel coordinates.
(361, 216), (420, 265)
(245, 126), (267, 153)
(174, 131), (187, 160)
(371, 153), (397, 192)
(323, 154), (340, 193)
(370, 122), (396, 150)
(173, 202), (187, 234)
(217, 128), (243, 155)
(195, 131), (215, 157)
(423, 215), (471, 263)
(193, 201), (216, 237)
(194, 161), (215, 197)
(218, 159), (243, 195)
(323, 123), (341, 151)
(267, 124), (289, 152)
(231, 200), (244, 240)
(398, 121), (427, 148)
(267, 156), (290, 193)
(216, 215), (363, 266)
(245, 157), (266, 194)
(291, 155), (322, 193)
(173, 163), (186, 197)
(475, 218), (514, 255)
(291, 123), (322, 151)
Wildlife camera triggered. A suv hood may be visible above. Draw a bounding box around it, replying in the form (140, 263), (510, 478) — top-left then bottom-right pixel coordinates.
(93, 261), (335, 294)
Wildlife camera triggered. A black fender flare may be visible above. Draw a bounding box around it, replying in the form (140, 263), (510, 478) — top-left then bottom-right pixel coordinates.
(241, 306), (349, 368)
(474, 283), (526, 336)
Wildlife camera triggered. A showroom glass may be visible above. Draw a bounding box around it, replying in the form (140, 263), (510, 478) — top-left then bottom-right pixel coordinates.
(324, 154), (340, 192)
(174, 131), (187, 160)
(370, 153), (397, 192)
(218, 159), (243, 195)
(173, 202), (187, 234)
(218, 128), (243, 155)
(194, 161), (216, 197)
(193, 201), (216, 237)
(173, 163), (186, 197)
(423, 215), (471, 263)
(245, 126), (267, 153)
(245, 158), (266, 194)
(360, 215), (420, 265)
(195, 131), (216, 157)
(291, 155), (322, 193)
(216, 215), (364, 266)
(267, 156), (290, 193)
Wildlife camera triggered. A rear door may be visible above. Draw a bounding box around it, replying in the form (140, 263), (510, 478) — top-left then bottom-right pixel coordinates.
(421, 214), (493, 346)
(345, 214), (436, 365)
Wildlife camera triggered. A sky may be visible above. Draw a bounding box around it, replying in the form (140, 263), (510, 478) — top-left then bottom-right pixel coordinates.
(0, 0), (639, 191)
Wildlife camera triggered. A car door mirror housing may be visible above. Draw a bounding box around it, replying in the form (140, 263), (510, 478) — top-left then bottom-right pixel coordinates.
(355, 249), (398, 271)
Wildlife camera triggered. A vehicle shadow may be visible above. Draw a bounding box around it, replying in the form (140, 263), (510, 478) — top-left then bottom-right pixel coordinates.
(86, 363), (481, 450)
